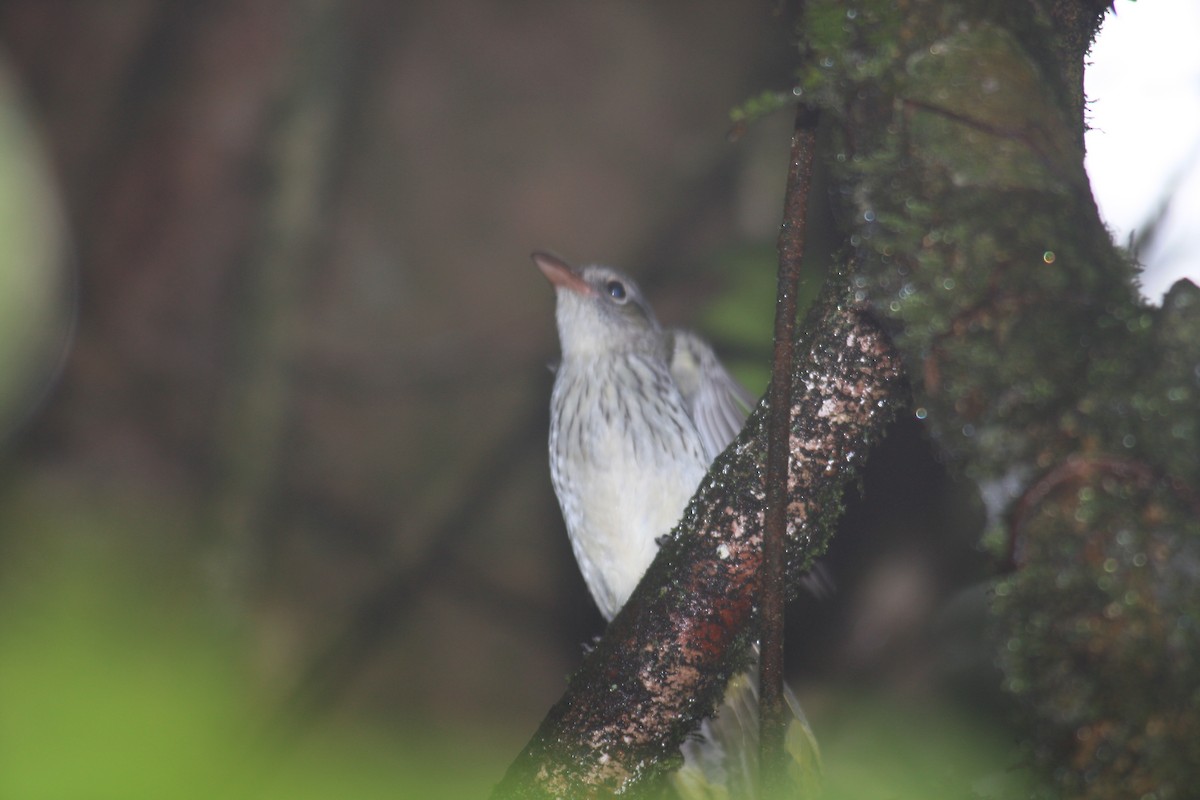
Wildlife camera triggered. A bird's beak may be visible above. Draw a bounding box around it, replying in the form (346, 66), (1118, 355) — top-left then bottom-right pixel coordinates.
(532, 251), (594, 296)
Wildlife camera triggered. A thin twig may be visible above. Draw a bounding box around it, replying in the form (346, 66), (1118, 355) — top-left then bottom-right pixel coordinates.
(761, 102), (819, 791)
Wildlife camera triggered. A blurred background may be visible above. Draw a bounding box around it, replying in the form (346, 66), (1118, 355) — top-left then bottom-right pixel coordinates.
(0, 1), (1193, 797)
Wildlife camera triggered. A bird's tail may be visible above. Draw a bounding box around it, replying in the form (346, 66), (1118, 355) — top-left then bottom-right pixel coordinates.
(672, 650), (821, 799)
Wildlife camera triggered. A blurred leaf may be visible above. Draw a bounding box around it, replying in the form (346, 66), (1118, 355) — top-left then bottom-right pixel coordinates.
(813, 690), (1049, 800)
(0, 64), (71, 442)
(700, 244), (825, 396)
(0, 496), (509, 799)
(730, 89), (793, 125)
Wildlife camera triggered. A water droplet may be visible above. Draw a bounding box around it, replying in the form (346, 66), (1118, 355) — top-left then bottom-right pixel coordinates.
(914, 407), (928, 420)
(1122, 434), (1136, 448)
(792, 86), (803, 97)
(1043, 250), (1055, 264)
(942, 277), (955, 290)
(863, 209), (876, 222)
(962, 423), (975, 437)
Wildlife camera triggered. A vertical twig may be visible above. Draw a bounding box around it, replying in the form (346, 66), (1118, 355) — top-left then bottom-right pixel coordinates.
(760, 101), (819, 791)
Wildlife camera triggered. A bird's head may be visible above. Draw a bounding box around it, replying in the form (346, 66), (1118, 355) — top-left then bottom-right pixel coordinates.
(533, 251), (663, 359)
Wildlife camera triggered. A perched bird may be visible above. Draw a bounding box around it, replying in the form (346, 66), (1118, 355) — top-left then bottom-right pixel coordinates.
(535, 251), (819, 798)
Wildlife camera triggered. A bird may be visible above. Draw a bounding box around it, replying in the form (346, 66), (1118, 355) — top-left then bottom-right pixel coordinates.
(534, 251), (820, 798)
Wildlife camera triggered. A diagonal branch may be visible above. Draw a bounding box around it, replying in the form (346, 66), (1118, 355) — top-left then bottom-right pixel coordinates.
(491, 270), (904, 799)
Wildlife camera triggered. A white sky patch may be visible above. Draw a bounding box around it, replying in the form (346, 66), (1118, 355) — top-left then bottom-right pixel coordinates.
(1085, 0), (1200, 303)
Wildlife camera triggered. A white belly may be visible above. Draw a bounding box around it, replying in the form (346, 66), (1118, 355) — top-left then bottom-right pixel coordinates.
(549, 356), (708, 620)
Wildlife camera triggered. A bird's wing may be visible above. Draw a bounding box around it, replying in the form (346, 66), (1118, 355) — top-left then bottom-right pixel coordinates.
(668, 329), (758, 462)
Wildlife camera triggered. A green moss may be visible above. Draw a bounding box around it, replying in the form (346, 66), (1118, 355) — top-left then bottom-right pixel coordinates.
(993, 482), (1200, 798)
(903, 24), (1075, 192)
(790, 1), (1200, 796)
(730, 89), (794, 126)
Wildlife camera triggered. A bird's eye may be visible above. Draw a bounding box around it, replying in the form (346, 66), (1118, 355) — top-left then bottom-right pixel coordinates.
(605, 281), (628, 302)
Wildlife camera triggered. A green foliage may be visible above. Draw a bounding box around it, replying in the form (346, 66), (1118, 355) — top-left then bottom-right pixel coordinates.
(729, 90), (793, 126)
(815, 690), (1048, 800)
(0, 528), (241, 798)
(0, 498), (508, 799)
(699, 245), (824, 396)
(795, 0), (904, 106)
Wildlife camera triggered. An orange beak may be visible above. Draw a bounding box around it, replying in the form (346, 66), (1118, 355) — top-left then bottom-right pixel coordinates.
(532, 251), (594, 296)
